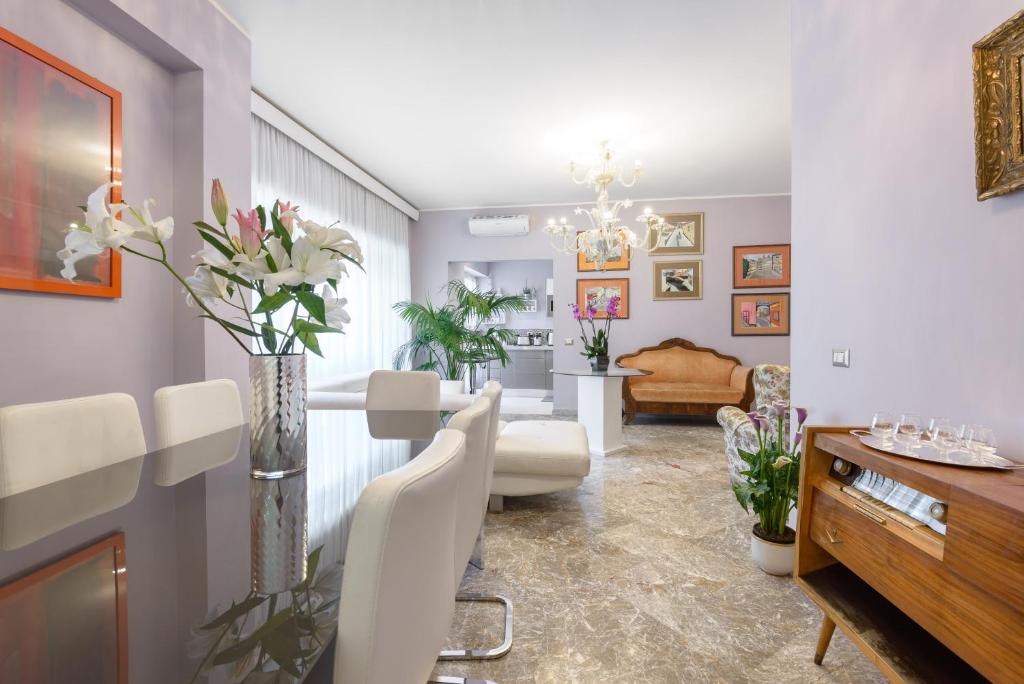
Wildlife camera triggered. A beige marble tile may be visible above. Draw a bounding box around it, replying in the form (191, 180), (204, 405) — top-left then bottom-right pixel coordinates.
(432, 421), (886, 684)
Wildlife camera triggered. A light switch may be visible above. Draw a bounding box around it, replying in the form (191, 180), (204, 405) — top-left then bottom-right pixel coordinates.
(832, 349), (850, 367)
(564, 337), (574, 345)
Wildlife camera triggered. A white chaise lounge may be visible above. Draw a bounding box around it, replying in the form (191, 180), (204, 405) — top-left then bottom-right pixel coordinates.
(489, 419), (591, 512)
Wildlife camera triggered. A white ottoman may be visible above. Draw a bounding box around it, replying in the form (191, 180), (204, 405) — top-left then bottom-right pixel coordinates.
(489, 420), (591, 511)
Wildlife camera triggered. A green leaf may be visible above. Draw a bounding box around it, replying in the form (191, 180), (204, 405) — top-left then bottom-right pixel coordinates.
(261, 323), (278, 354)
(255, 205), (267, 233)
(295, 291), (326, 325)
(199, 314), (258, 337)
(293, 320), (342, 335)
(270, 211), (293, 251)
(298, 331), (322, 357)
(196, 229), (236, 261)
(200, 594), (267, 630)
(292, 546), (323, 592)
(209, 266), (252, 289)
(193, 220), (222, 235)
(210, 606), (294, 666)
(252, 291), (291, 315)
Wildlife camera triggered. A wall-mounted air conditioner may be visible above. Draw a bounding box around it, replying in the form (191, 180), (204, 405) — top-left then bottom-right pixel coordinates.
(468, 214), (530, 237)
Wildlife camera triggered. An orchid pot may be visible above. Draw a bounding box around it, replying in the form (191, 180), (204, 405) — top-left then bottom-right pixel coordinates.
(572, 295), (620, 372)
(589, 355), (610, 372)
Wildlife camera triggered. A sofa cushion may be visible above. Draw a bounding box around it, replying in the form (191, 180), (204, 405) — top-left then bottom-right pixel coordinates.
(494, 421), (590, 478)
(618, 346), (737, 385)
(630, 381), (744, 405)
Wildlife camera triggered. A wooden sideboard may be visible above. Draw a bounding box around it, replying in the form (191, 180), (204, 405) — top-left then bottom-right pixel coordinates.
(796, 426), (1024, 683)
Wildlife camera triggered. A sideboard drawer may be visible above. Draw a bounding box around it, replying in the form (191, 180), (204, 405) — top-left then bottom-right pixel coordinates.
(809, 485), (1024, 679)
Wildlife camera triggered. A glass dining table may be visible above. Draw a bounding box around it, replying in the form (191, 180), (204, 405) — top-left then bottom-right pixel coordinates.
(0, 410), (436, 684)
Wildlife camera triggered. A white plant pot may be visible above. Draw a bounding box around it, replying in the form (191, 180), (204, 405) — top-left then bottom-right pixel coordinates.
(750, 528), (795, 576)
(440, 379), (466, 395)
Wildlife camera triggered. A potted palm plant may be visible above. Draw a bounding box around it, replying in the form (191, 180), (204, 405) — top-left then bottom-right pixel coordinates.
(733, 403), (807, 575)
(392, 280), (528, 392)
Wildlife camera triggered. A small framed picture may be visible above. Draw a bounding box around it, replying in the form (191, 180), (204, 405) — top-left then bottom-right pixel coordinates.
(577, 232), (630, 271)
(649, 212), (703, 255)
(733, 244), (791, 288)
(653, 260), (702, 300)
(731, 292), (790, 336)
(576, 278), (629, 319)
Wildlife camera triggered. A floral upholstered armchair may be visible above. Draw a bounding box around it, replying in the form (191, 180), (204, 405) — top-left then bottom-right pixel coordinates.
(716, 364), (790, 487)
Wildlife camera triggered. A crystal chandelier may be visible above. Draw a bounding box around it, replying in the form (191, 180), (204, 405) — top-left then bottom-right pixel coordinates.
(544, 141), (689, 270)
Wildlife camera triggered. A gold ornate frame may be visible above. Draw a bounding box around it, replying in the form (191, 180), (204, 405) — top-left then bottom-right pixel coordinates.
(974, 9), (1024, 200)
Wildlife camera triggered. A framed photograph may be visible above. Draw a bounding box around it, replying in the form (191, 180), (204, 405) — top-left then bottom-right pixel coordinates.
(731, 292), (790, 336)
(653, 260), (702, 300)
(577, 232), (629, 271)
(649, 212), (703, 255)
(576, 278), (629, 319)
(733, 244), (791, 288)
(0, 26), (123, 298)
(0, 532), (127, 683)
(974, 10), (1024, 200)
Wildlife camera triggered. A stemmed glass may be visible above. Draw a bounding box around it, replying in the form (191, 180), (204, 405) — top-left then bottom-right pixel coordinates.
(896, 414), (923, 448)
(871, 412), (896, 444)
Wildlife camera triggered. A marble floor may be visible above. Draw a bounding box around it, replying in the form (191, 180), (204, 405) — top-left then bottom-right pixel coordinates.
(432, 420), (886, 684)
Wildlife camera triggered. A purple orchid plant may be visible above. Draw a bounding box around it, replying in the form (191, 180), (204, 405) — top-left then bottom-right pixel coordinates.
(571, 294), (620, 360)
(732, 401), (808, 542)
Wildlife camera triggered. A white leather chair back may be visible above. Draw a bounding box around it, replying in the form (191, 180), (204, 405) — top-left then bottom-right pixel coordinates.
(480, 381), (503, 502)
(365, 370), (441, 440)
(154, 379), (242, 447)
(446, 395), (493, 591)
(0, 393), (146, 497)
(335, 428), (466, 684)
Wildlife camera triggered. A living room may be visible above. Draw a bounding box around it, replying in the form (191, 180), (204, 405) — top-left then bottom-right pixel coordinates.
(0, 1), (1021, 683)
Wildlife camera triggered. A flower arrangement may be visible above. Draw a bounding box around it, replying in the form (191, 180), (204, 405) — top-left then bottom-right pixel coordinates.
(58, 180), (362, 356)
(732, 402), (808, 543)
(571, 295), (620, 368)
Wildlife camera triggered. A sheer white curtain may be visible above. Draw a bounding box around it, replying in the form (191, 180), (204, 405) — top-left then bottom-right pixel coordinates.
(251, 114), (411, 565)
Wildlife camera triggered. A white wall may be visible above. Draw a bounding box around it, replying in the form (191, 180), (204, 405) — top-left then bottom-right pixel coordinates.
(412, 195), (791, 409)
(791, 0), (1024, 456)
(484, 258), (553, 329)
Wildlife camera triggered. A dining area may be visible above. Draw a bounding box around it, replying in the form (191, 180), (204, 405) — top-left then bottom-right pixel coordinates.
(0, 371), (520, 684)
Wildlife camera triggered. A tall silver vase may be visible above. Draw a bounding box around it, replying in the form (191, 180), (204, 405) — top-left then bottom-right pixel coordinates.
(250, 472), (308, 594)
(249, 354), (307, 479)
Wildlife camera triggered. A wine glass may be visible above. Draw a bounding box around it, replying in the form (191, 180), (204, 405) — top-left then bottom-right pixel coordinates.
(896, 414), (923, 447)
(871, 412), (896, 444)
(928, 418), (958, 452)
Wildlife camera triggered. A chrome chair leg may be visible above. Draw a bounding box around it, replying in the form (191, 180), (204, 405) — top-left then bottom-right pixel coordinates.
(469, 526), (485, 571)
(438, 593), (513, 660)
(430, 676), (496, 684)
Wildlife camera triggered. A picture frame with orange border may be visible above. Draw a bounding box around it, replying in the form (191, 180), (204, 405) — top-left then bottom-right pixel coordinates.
(576, 232), (630, 271)
(731, 292), (790, 336)
(576, 277), (629, 319)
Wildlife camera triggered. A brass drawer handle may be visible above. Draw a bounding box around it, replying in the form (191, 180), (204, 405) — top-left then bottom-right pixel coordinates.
(855, 504), (887, 525)
(825, 527), (842, 544)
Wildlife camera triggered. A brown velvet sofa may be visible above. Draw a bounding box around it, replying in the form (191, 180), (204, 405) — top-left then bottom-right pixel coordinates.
(616, 338), (754, 423)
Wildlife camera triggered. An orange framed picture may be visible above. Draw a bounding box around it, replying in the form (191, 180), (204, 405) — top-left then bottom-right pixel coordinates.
(0, 26), (123, 298)
(732, 292), (790, 336)
(576, 278), (629, 319)
(732, 244), (791, 289)
(576, 232), (630, 271)
(0, 532), (128, 683)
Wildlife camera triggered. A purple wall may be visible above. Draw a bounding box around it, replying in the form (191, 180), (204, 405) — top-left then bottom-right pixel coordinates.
(412, 196), (791, 409)
(792, 1), (1024, 456)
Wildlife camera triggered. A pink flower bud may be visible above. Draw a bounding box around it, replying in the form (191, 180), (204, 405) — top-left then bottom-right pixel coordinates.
(210, 179), (228, 227)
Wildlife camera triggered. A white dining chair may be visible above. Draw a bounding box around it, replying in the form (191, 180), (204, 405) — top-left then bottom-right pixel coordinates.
(0, 393), (146, 498)
(334, 429), (487, 684)
(365, 369), (441, 440)
(440, 385), (513, 663)
(152, 379), (243, 486)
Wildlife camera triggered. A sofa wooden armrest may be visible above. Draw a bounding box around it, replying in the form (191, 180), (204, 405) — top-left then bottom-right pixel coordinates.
(616, 338), (755, 423)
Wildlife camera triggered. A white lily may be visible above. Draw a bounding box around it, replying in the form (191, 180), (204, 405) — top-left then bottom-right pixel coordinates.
(289, 236), (343, 286)
(298, 219), (363, 264)
(194, 245), (234, 270)
(84, 183), (134, 250)
(57, 229), (106, 280)
(132, 198), (174, 243)
(324, 295), (351, 330)
(184, 265), (230, 306)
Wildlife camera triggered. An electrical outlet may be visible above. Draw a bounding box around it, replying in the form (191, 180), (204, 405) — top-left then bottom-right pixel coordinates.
(832, 349), (850, 368)
(564, 337), (574, 345)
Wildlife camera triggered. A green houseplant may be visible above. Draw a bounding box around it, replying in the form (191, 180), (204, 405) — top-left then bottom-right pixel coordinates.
(392, 280), (528, 391)
(732, 403), (807, 575)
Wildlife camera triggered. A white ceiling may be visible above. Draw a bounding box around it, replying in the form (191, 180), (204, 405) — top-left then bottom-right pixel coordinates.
(217, 0), (791, 211)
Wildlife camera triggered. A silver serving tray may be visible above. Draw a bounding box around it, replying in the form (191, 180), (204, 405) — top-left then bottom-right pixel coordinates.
(849, 430), (1022, 470)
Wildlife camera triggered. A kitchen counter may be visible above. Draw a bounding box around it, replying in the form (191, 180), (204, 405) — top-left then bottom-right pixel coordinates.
(505, 345), (555, 352)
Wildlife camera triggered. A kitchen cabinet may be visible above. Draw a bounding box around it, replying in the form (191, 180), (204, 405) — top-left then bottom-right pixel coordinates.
(485, 349), (553, 390)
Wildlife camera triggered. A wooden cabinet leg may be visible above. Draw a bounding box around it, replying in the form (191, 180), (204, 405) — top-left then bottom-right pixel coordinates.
(814, 615), (836, 665)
